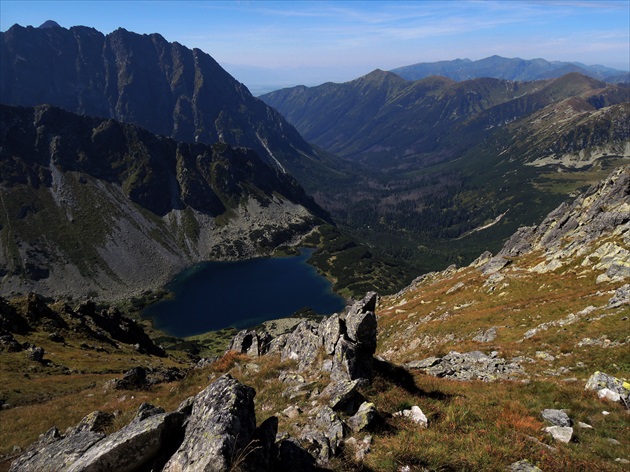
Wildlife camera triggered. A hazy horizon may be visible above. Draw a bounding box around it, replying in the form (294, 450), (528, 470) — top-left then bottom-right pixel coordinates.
(2, 0), (629, 95)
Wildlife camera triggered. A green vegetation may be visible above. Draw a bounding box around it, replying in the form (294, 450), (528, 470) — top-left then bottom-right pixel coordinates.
(304, 224), (416, 298)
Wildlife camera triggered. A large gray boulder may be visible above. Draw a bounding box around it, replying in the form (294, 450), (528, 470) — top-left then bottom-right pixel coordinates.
(541, 409), (572, 427)
(10, 432), (104, 472)
(66, 411), (185, 472)
(162, 374), (257, 472)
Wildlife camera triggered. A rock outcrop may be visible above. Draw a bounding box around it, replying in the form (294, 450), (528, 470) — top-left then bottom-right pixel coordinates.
(163, 375), (257, 471)
(498, 165), (630, 275)
(405, 350), (524, 381)
(11, 375), (278, 472)
(585, 371), (630, 408)
(0, 295), (167, 358)
(234, 292), (378, 384)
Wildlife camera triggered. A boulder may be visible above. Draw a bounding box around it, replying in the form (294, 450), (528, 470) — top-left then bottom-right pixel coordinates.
(480, 256), (509, 275)
(331, 337), (374, 382)
(394, 406), (428, 428)
(10, 431), (104, 472)
(111, 367), (148, 390)
(66, 411), (185, 472)
(321, 379), (364, 414)
(541, 409), (572, 427)
(67, 411), (115, 435)
(162, 374), (257, 472)
(347, 402), (378, 432)
(544, 426), (573, 443)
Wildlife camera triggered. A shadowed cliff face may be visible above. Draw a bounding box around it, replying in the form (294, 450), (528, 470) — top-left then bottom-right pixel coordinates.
(0, 104), (324, 218)
(0, 104), (326, 299)
(0, 23), (316, 174)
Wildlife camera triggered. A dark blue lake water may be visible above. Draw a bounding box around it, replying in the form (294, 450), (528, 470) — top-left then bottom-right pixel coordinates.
(142, 249), (346, 337)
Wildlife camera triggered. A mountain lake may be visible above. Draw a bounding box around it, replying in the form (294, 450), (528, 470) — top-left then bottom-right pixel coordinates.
(142, 248), (346, 337)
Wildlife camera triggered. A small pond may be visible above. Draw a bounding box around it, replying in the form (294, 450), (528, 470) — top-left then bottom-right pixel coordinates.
(142, 248), (346, 337)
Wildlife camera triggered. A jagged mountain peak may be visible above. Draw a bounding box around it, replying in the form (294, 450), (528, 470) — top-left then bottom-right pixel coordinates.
(0, 22), (318, 178)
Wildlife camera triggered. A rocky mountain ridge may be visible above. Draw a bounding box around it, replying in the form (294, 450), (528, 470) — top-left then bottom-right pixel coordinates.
(262, 70), (628, 166)
(0, 104), (324, 300)
(0, 21), (339, 182)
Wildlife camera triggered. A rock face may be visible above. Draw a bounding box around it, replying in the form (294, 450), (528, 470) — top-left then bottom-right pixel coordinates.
(498, 165), (630, 275)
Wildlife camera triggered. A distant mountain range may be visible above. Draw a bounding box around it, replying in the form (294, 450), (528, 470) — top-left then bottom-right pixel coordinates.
(261, 70), (629, 269)
(390, 55), (630, 83)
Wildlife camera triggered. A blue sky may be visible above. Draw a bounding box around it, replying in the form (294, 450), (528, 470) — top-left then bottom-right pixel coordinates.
(2, 1), (629, 94)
